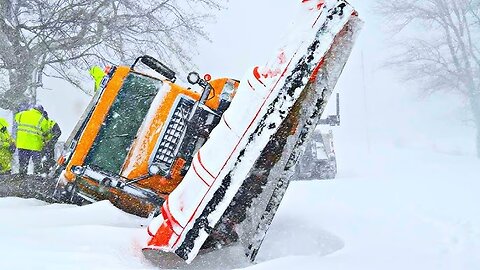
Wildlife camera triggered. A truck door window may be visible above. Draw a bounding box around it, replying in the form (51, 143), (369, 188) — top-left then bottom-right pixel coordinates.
(85, 73), (162, 174)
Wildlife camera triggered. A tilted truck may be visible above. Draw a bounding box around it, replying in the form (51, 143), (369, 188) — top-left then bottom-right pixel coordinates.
(0, 0), (362, 266)
(52, 56), (241, 218)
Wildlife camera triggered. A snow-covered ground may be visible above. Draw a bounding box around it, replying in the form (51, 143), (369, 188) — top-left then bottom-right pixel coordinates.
(1, 140), (479, 270)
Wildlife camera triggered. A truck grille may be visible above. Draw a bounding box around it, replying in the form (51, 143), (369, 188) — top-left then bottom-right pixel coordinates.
(152, 96), (195, 172)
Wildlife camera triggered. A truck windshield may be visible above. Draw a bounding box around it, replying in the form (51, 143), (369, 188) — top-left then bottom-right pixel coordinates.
(85, 72), (162, 174)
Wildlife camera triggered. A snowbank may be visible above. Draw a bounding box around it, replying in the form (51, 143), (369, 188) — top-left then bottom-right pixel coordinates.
(1, 141), (479, 269)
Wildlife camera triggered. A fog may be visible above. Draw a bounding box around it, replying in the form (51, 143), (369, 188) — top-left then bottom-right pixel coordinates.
(192, 0), (475, 159)
(3, 0), (473, 158)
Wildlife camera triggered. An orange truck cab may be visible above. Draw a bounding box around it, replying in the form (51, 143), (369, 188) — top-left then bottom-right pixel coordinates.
(55, 56), (239, 217)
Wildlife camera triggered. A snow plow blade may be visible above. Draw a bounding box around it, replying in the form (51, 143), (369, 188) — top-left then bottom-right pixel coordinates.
(143, 0), (362, 266)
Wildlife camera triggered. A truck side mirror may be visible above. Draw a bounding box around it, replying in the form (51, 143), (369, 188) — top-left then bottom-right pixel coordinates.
(131, 55), (176, 82)
(187, 72), (201, 85)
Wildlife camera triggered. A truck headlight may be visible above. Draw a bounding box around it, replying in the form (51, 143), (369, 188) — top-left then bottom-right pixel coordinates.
(71, 165), (86, 176)
(220, 80), (236, 102)
(149, 164), (161, 175)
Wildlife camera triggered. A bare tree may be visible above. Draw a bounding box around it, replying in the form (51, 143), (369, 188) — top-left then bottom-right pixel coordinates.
(377, 0), (480, 158)
(0, 0), (221, 111)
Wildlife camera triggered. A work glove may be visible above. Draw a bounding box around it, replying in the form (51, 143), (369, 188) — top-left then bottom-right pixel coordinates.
(9, 144), (16, 154)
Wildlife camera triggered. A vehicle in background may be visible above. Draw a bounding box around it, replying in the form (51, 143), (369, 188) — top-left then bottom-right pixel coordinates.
(294, 93), (340, 180)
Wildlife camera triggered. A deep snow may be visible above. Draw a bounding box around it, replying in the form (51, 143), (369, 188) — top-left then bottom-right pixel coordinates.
(0, 141), (479, 270)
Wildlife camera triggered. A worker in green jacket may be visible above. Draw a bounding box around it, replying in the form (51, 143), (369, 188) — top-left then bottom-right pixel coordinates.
(14, 105), (50, 175)
(89, 66), (106, 92)
(0, 118), (15, 175)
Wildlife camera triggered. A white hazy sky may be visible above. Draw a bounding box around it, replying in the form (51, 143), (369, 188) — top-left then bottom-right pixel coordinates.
(22, 0), (473, 156)
(193, 0), (476, 156)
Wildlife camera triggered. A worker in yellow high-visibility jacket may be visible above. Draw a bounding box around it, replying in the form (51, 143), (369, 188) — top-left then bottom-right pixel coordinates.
(40, 111), (62, 174)
(0, 118), (15, 175)
(14, 105), (50, 175)
(89, 66), (106, 92)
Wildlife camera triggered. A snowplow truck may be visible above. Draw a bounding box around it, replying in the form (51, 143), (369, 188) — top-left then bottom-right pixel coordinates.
(49, 56), (240, 218)
(0, 0), (361, 266)
(294, 93), (340, 180)
(295, 129), (338, 179)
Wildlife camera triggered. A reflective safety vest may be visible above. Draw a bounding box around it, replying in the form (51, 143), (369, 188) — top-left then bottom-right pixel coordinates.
(89, 66), (106, 92)
(0, 118), (8, 133)
(45, 119), (56, 141)
(0, 118), (14, 173)
(0, 118), (13, 148)
(15, 109), (50, 151)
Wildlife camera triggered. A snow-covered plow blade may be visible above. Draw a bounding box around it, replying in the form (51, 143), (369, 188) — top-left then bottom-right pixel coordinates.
(143, 0), (362, 266)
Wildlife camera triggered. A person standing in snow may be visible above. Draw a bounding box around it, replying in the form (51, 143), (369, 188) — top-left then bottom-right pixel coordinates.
(14, 105), (50, 175)
(89, 66), (106, 92)
(40, 111), (62, 174)
(0, 118), (15, 175)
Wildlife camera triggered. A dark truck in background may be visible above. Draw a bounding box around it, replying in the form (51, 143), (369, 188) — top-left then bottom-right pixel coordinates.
(294, 93), (340, 180)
